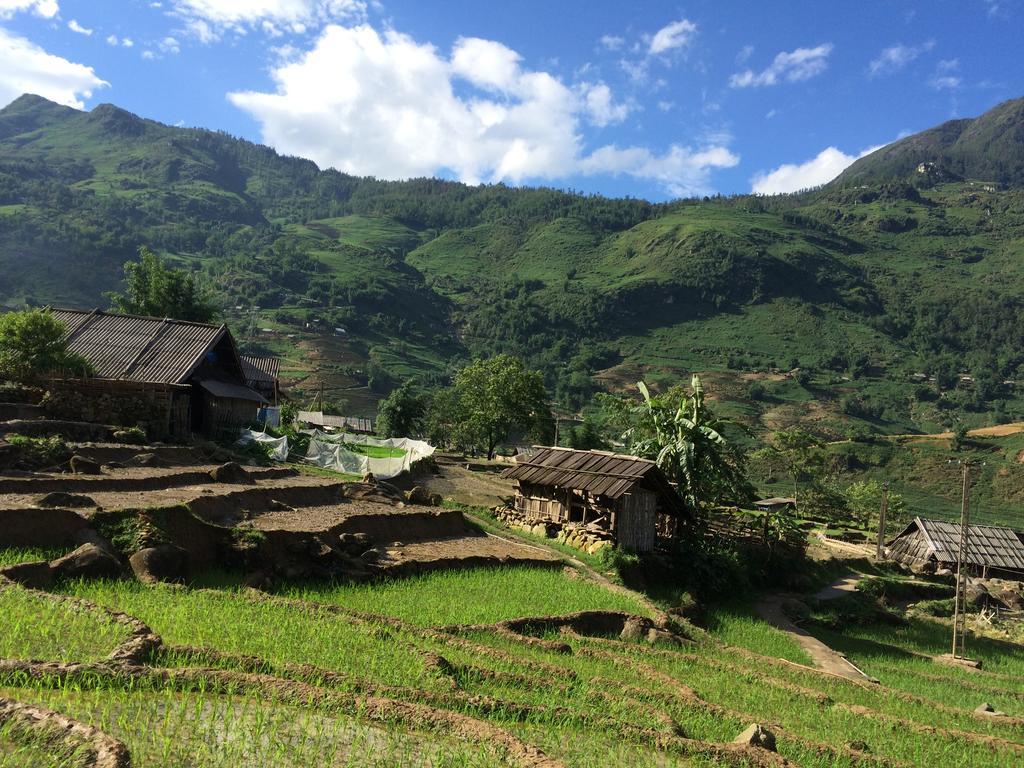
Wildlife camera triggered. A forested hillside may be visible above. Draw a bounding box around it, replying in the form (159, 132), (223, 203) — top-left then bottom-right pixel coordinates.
(1, 92), (1024, 437)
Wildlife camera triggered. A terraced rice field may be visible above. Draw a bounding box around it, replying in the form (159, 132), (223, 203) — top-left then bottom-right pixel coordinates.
(1, 566), (1022, 767)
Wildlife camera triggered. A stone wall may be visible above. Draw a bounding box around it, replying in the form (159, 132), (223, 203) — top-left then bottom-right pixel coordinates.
(42, 379), (189, 439)
(493, 504), (613, 555)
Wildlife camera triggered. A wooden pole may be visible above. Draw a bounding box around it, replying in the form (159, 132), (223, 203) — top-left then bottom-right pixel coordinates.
(951, 462), (972, 659)
(875, 482), (889, 560)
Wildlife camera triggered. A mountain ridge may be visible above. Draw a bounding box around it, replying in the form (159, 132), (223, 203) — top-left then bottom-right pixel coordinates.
(0, 93), (1023, 439)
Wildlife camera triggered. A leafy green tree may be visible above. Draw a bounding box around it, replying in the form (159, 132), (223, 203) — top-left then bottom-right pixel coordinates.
(451, 354), (552, 459)
(376, 381), (426, 438)
(845, 480), (905, 529)
(0, 310), (92, 381)
(106, 246), (216, 322)
(625, 376), (753, 515)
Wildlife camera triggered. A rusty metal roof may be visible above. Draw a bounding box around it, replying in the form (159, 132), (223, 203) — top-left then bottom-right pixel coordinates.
(893, 517), (1024, 572)
(502, 446), (688, 516)
(50, 308), (227, 385)
(241, 355), (280, 384)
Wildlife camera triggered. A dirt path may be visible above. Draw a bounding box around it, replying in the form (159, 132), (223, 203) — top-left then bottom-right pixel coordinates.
(887, 421), (1024, 441)
(756, 572), (877, 683)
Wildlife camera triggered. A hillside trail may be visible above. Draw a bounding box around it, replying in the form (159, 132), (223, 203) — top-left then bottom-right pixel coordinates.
(755, 572), (878, 683)
(886, 421), (1024, 441)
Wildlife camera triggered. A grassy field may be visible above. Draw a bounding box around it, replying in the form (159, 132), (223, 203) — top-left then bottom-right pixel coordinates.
(1, 561), (1022, 767)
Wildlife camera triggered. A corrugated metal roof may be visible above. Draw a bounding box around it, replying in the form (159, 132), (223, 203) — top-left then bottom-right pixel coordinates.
(241, 355), (280, 384)
(296, 411), (374, 433)
(50, 308), (226, 385)
(893, 517), (1024, 572)
(501, 446), (687, 516)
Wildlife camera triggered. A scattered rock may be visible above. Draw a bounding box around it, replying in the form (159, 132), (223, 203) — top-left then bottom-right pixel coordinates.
(113, 429), (146, 444)
(209, 462), (253, 484)
(129, 545), (187, 584)
(0, 560), (55, 589)
(619, 617), (649, 642)
(406, 486), (435, 505)
(50, 543), (122, 580)
(338, 532), (373, 553)
(646, 628), (681, 646)
(975, 702), (1007, 717)
(69, 455), (102, 475)
(269, 499), (296, 512)
(36, 491), (96, 508)
(127, 452), (162, 467)
(733, 723), (777, 752)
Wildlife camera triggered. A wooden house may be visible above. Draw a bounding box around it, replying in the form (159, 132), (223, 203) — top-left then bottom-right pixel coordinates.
(501, 447), (688, 552)
(241, 354), (280, 404)
(42, 308), (266, 439)
(886, 517), (1024, 578)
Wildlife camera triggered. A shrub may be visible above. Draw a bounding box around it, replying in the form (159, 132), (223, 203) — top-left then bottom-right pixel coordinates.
(0, 310), (93, 382)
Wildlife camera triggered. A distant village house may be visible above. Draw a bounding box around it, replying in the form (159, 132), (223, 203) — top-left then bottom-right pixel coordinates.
(886, 517), (1024, 579)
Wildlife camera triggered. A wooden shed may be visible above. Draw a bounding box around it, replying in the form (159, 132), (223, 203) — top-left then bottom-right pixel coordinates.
(501, 447), (688, 552)
(886, 517), (1024, 578)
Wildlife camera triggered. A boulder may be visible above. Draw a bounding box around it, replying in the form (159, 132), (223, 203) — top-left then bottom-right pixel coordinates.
(113, 429), (146, 445)
(338, 532), (373, 554)
(646, 628), (681, 646)
(127, 452), (162, 468)
(406, 486), (436, 506)
(781, 598), (811, 623)
(209, 462), (253, 484)
(50, 543), (122, 580)
(242, 570), (274, 590)
(36, 492), (96, 508)
(965, 581), (992, 608)
(129, 545), (187, 584)
(619, 617), (649, 642)
(69, 455), (102, 475)
(733, 723), (777, 752)
(975, 702), (1007, 717)
(0, 560), (55, 590)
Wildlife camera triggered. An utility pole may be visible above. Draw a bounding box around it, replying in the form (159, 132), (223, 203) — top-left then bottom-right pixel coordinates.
(875, 482), (889, 560)
(951, 461), (974, 659)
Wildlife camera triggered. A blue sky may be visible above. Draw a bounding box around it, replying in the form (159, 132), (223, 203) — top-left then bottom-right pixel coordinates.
(0, 0), (1021, 200)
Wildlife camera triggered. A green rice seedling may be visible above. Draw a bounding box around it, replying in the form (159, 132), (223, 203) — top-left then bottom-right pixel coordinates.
(0, 549), (67, 568)
(0, 585), (129, 662)
(703, 604), (812, 664)
(284, 565), (649, 626)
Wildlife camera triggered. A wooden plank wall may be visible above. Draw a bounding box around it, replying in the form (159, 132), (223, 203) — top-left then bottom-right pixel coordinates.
(617, 490), (657, 552)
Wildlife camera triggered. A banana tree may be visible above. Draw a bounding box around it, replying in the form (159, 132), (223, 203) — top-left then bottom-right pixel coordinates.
(626, 376), (753, 516)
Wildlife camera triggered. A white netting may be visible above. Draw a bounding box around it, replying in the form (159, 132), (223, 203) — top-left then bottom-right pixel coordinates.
(237, 429), (289, 461)
(302, 430), (434, 479)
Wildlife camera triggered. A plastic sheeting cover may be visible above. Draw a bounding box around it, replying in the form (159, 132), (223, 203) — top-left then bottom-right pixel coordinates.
(237, 429), (289, 461)
(303, 430), (434, 480)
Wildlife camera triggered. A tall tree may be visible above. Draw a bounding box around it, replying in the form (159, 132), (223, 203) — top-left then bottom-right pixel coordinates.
(376, 381), (426, 438)
(452, 354), (552, 459)
(625, 376), (753, 514)
(106, 246), (216, 322)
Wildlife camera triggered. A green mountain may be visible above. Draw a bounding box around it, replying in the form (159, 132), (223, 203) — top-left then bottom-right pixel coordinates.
(1, 93), (1024, 440)
(834, 96), (1024, 187)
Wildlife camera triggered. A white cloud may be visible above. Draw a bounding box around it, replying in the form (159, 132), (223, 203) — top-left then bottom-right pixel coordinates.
(735, 44), (754, 65)
(67, 19), (92, 36)
(581, 82), (630, 126)
(229, 24), (735, 196)
(141, 50), (155, 59)
(0, 26), (107, 109)
(599, 34), (623, 51)
(105, 35), (135, 48)
(171, 0), (367, 40)
(0, 0), (58, 19)
(648, 18), (697, 55)
(160, 36), (181, 54)
(730, 44), (832, 88)
(868, 41), (934, 77)
(581, 144), (738, 197)
(751, 144), (884, 194)
(929, 58), (962, 90)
